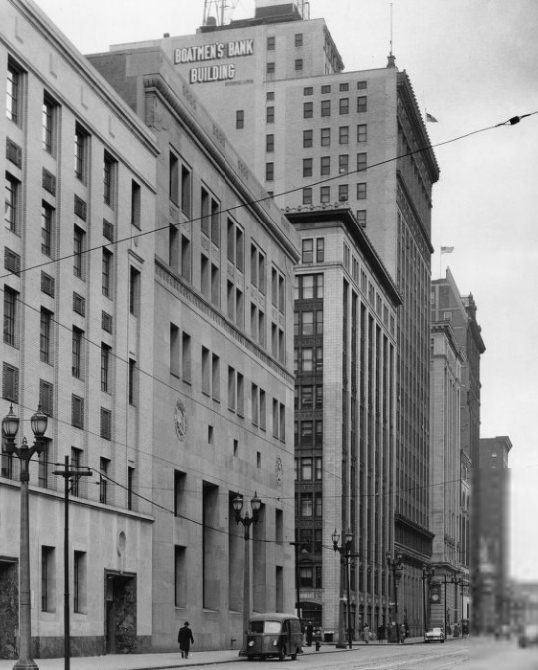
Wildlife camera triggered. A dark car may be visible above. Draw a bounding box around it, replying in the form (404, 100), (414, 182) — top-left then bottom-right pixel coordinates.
(519, 624), (538, 648)
(424, 626), (445, 643)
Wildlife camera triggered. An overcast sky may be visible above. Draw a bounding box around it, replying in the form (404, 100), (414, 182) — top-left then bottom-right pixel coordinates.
(32, 0), (538, 580)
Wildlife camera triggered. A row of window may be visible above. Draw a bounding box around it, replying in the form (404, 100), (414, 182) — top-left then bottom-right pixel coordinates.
(266, 33), (304, 50)
(304, 81), (368, 95)
(295, 456), (323, 481)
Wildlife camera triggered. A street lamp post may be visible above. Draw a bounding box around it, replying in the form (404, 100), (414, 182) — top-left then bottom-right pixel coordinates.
(232, 492), (262, 654)
(386, 551), (403, 642)
(2, 404), (49, 670)
(332, 529), (354, 649)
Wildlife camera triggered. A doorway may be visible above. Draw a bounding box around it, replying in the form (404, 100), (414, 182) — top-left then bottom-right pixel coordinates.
(104, 571), (137, 654)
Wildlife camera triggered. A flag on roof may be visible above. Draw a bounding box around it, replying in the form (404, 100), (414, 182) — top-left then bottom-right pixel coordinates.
(440, 246), (454, 254)
(426, 112), (439, 123)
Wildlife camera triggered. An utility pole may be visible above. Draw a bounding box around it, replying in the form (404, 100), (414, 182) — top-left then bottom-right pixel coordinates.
(53, 457), (92, 670)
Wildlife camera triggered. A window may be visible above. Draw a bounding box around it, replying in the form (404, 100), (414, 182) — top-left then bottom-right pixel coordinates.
(266, 106), (274, 123)
(357, 124), (367, 142)
(357, 182), (367, 199)
(101, 247), (113, 298)
(339, 98), (349, 115)
(339, 126), (349, 145)
(2, 362), (18, 402)
(303, 158), (313, 177)
(100, 409), (111, 441)
(320, 156), (330, 175)
(182, 332), (191, 382)
(72, 327), (83, 378)
(265, 162), (274, 181)
(357, 152), (367, 172)
(41, 271), (55, 297)
(320, 128), (331, 146)
(321, 100), (331, 117)
(266, 134), (274, 152)
(40, 309), (53, 364)
(73, 225), (85, 279)
(271, 267), (285, 313)
(295, 33), (303, 47)
(267, 36), (275, 50)
(5, 174), (19, 233)
(39, 379), (54, 417)
(303, 129), (313, 148)
(354, 208), (366, 228)
(316, 238), (325, 263)
(127, 467), (135, 510)
(301, 457), (312, 479)
(166, 150), (179, 204)
(102, 311), (113, 333)
(129, 266), (141, 316)
(212, 353), (220, 401)
(174, 545), (187, 608)
(41, 546), (55, 612)
(266, 91), (274, 101)
(7, 60), (23, 124)
(71, 394), (84, 429)
(181, 165), (192, 216)
(99, 457), (110, 502)
(128, 358), (137, 405)
(303, 101), (313, 119)
(339, 184), (349, 202)
(320, 186), (330, 203)
(74, 124), (88, 182)
(4, 287), (18, 347)
(236, 110), (244, 129)
(357, 96), (367, 112)
(42, 95), (56, 153)
(295, 59), (303, 71)
(101, 343), (111, 392)
(41, 202), (54, 256)
(73, 551), (86, 613)
(202, 347), (210, 396)
(38, 437), (50, 487)
(302, 239), (313, 264)
(103, 152), (116, 207)
(339, 154), (349, 174)
(130, 180), (141, 228)
(302, 187), (312, 205)
(266, 62), (275, 75)
(71, 447), (82, 495)
(170, 324), (180, 377)
(4, 248), (20, 275)
(357, 80), (367, 89)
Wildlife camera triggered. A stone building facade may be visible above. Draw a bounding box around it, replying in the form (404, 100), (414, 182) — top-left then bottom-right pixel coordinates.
(1, 0), (158, 657)
(89, 47), (300, 651)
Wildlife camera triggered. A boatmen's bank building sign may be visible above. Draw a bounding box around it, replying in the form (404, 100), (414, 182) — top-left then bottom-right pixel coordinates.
(174, 39), (254, 84)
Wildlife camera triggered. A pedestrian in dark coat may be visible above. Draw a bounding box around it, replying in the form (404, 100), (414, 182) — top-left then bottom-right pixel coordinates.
(178, 621), (194, 658)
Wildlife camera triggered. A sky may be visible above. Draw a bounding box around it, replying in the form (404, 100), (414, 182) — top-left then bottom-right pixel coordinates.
(32, 0), (538, 580)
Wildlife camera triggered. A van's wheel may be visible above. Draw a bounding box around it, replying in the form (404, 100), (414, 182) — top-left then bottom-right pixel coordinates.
(278, 647), (286, 661)
(291, 651), (297, 660)
(246, 654), (254, 661)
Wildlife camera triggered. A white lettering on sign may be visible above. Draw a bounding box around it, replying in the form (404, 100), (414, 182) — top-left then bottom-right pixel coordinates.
(174, 39), (254, 64)
(190, 63), (236, 84)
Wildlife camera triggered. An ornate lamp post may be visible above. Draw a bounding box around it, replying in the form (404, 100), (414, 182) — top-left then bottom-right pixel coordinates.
(232, 492), (262, 654)
(386, 551), (404, 641)
(332, 528), (354, 649)
(2, 404), (48, 670)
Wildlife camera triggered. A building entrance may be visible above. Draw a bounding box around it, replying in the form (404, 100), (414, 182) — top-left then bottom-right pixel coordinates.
(104, 571), (137, 654)
(0, 559), (18, 659)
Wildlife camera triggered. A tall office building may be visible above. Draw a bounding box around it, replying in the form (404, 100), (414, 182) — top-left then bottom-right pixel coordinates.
(1, 0), (159, 657)
(111, 0), (440, 635)
(288, 207), (400, 638)
(431, 268), (486, 630)
(475, 436), (512, 634)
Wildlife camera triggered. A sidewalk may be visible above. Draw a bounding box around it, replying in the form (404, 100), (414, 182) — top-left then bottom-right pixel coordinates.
(0, 638), (428, 670)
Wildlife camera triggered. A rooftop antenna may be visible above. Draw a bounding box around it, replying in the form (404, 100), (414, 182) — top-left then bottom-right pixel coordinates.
(203, 0), (240, 27)
(387, 2), (396, 68)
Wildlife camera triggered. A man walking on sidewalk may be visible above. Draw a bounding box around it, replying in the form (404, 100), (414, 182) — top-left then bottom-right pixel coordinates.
(178, 621), (194, 659)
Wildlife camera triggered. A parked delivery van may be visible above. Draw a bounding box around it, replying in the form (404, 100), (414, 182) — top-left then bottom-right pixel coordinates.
(245, 613), (303, 661)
